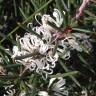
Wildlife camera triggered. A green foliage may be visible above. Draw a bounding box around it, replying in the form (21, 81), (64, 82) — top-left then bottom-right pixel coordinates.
(0, 0), (96, 95)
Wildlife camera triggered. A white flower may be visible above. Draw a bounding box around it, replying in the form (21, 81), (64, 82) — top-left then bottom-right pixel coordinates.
(41, 8), (64, 32)
(61, 36), (82, 52)
(38, 77), (68, 96)
(4, 85), (15, 96)
(57, 32), (92, 60)
(81, 89), (88, 96)
(19, 91), (26, 96)
(12, 46), (21, 58)
(62, 51), (71, 60)
(48, 78), (56, 88)
(57, 39), (71, 60)
(19, 33), (41, 52)
(48, 77), (68, 96)
(65, 36), (82, 51)
(12, 8), (92, 79)
(46, 53), (58, 68)
(39, 43), (49, 54)
(53, 8), (63, 27)
(72, 33), (92, 51)
(12, 24), (59, 78)
(20, 53), (58, 78)
(33, 26), (52, 43)
(38, 91), (49, 96)
(12, 45), (58, 78)
(19, 32), (51, 55)
(72, 33), (89, 39)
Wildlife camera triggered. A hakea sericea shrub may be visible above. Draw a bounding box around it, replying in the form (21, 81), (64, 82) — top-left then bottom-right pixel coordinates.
(12, 8), (92, 79)
(10, 7), (92, 96)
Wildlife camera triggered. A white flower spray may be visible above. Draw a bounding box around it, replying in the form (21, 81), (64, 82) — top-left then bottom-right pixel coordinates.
(12, 8), (92, 79)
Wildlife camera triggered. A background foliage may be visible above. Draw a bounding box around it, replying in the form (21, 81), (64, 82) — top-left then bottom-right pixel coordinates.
(0, 0), (96, 96)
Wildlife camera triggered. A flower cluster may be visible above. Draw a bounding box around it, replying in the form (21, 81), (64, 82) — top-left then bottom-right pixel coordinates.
(38, 77), (68, 96)
(3, 85), (15, 96)
(12, 31), (58, 78)
(19, 77), (68, 96)
(12, 8), (92, 78)
(58, 32), (92, 60)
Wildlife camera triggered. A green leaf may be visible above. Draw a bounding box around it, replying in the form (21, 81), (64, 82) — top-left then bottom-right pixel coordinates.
(78, 53), (95, 74)
(50, 71), (79, 78)
(17, 22), (42, 39)
(13, 0), (17, 17)
(73, 28), (94, 34)
(0, 0), (54, 43)
(19, 7), (27, 19)
(5, 63), (22, 68)
(0, 46), (12, 56)
(59, 59), (81, 87)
